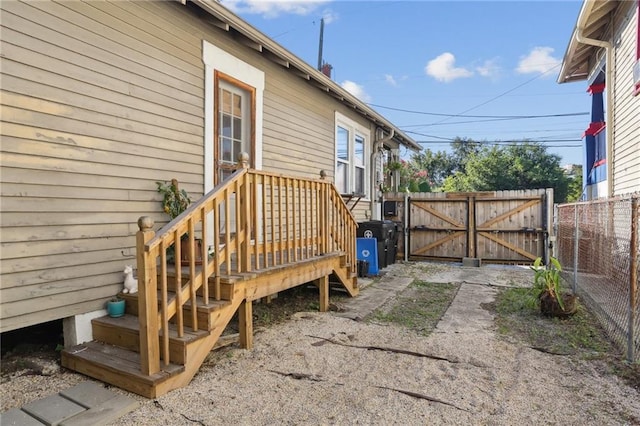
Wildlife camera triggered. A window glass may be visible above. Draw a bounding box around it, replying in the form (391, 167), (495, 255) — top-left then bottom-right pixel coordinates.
(337, 127), (349, 161)
(217, 79), (252, 183)
(354, 135), (364, 166)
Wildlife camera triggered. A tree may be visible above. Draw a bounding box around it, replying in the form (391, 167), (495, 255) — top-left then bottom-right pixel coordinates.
(442, 142), (570, 203)
(565, 164), (584, 202)
(410, 149), (455, 188)
(409, 138), (482, 189)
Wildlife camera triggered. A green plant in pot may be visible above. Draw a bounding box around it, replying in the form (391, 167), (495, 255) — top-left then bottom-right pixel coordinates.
(530, 256), (577, 317)
(156, 179), (202, 265)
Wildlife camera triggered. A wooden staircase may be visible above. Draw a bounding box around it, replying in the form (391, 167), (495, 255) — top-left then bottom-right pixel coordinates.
(62, 163), (358, 398)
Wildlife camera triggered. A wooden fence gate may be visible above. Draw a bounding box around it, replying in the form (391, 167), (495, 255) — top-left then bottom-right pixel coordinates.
(384, 189), (553, 264)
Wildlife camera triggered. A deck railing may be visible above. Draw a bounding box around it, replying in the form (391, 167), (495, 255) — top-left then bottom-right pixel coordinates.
(135, 155), (357, 375)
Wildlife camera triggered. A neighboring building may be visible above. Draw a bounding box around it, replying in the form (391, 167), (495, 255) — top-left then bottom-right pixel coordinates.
(0, 0), (419, 338)
(558, 0), (640, 200)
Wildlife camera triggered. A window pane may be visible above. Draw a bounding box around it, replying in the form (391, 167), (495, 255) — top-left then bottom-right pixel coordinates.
(355, 167), (365, 195)
(221, 89), (231, 114)
(221, 137), (232, 162)
(233, 117), (242, 139)
(233, 140), (242, 162)
(354, 134), (364, 166)
(233, 93), (242, 116)
(337, 126), (349, 161)
(336, 162), (348, 193)
(222, 114), (231, 137)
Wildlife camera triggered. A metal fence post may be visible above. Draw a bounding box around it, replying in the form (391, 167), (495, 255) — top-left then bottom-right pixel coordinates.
(573, 204), (579, 293)
(628, 197), (638, 363)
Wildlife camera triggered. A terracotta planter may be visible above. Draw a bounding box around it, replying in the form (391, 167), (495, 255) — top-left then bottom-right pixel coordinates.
(539, 291), (577, 318)
(180, 238), (203, 266)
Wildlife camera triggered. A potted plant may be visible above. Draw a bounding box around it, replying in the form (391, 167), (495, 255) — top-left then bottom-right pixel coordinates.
(106, 296), (126, 318)
(156, 179), (202, 265)
(530, 256), (577, 317)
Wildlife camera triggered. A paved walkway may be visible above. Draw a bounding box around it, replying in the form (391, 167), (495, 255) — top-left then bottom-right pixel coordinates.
(1, 382), (138, 426)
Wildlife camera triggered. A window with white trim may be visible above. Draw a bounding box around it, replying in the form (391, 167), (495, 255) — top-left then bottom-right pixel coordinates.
(335, 112), (369, 197)
(216, 73), (254, 183)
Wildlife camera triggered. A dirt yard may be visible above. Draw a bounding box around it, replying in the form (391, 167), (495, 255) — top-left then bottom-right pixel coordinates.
(2, 262), (639, 425)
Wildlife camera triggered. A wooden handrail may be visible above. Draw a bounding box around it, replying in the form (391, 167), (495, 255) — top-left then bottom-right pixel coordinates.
(136, 157), (357, 375)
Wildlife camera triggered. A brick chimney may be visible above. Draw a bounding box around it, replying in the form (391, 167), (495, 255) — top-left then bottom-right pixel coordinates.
(321, 63), (333, 79)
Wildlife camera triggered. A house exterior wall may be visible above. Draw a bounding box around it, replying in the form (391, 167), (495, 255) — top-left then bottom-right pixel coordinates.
(0, 0), (383, 332)
(611, 3), (640, 196)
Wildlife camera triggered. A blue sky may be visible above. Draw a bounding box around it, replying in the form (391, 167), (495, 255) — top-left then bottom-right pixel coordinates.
(220, 0), (587, 166)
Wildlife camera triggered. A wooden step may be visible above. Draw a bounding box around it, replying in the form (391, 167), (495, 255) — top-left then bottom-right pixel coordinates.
(92, 314), (209, 365)
(61, 341), (184, 399)
(121, 292), (233, 331)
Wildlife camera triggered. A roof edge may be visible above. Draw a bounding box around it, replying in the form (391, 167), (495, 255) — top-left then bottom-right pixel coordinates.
(186, 0), (421, 151)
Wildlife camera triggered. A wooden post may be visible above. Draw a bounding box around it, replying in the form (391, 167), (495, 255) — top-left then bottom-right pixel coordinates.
(239, 299), (253, 349)
(467, 196), (476, 258)
(136, 216), (160, 375)
(318, 275), (329, 312)
(238, 151), (250, 170)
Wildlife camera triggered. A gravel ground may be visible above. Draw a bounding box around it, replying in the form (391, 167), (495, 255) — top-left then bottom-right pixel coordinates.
(2, 263), (639, 425)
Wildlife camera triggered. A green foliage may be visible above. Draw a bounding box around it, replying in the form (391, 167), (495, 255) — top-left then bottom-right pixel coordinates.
(156, 179), (191, 220)
(409, 138), (481, 189)
(565, 165), (584, 202)
(368, 281), (459, 336)
(435, 141), (570, 202)
(530, 256), (564, 311)
(494, 287), (614, 356)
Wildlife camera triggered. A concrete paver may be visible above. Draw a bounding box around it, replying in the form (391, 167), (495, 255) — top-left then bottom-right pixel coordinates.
(1, 382), (138, 426)
(22, 394), (86, 425)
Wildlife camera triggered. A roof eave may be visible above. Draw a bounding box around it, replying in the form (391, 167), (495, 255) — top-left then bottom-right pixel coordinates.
(185, 0), (421, 151)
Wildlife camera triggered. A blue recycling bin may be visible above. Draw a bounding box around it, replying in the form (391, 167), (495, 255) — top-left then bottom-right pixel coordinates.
(357, 237), (379, 275)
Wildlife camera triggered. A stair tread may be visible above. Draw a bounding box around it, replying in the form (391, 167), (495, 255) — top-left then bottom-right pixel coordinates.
(93, 314), (209, 343)
(62, 341), (184, 385)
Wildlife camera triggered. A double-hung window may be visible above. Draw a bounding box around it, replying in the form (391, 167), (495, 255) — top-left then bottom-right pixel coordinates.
(335, 112), (369, 197)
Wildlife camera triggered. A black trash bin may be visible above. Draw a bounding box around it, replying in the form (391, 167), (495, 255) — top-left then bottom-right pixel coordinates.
(357, 260), (370, 277)
(357, 220), (395, 270)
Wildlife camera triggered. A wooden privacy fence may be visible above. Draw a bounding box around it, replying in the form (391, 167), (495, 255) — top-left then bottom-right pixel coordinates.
(135, 157), (357, 376)
(384, 189), (553, 264)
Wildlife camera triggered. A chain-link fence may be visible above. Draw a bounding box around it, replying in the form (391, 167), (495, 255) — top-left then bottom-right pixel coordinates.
(556, 194), (639, 362)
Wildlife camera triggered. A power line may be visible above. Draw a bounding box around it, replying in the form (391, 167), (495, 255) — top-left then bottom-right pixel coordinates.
(414, 140), (582, 148)
(370, 104), (588, 120)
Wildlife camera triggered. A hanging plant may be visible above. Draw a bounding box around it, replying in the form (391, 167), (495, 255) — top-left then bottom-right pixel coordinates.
(156, 179), (191, 220)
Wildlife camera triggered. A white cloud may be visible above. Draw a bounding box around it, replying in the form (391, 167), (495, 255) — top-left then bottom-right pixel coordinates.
(221, 0), (330, 18)
(341, 80), (371, 103)
(516, 47), (561, 76)
(384, 74), (397, 87)
(476, 58), (501, 79)
(425, 52), (473, 83)
(321, 9), (338, 24)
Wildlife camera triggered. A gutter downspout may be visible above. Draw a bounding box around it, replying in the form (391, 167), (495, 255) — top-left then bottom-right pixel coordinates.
(371, 129), (394, 220)
(576, 19), (614, 197)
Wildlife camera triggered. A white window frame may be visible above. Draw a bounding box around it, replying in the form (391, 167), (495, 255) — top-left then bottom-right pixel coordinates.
(335, 112), (370, 198)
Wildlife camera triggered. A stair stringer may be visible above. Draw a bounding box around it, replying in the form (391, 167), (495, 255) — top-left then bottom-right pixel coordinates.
(331, 259), (359, 297)
(152, 282), (246, 397)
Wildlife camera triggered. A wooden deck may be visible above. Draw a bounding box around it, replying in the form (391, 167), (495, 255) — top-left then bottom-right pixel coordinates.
(62, 166), (358, 398)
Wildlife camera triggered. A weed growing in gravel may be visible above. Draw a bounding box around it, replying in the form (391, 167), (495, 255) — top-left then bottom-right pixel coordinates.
(492, 287), (640, 390)
(494, 287), (610, 354)
(367, 280), (459, 336)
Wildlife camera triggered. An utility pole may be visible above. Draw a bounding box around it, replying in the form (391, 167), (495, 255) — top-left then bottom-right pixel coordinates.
(317, 17), (324, 71)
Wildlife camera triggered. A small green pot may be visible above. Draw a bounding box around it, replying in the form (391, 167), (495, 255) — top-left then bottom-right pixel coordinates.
(106, 299), (126, 318)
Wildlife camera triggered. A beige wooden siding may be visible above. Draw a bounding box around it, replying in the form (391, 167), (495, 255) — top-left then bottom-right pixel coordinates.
(1, 0), (388, 332)
(0, 0), (207, 332)
(612, 3), (640, 196)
